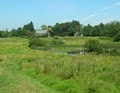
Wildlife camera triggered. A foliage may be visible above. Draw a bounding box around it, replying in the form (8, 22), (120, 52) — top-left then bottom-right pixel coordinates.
(114, 32), (120, 42)
(82, 21), (120, 37)
(105, 21), (120, 37)
(52, 20), (82, 36)
(51, 20), (120, 37)
(23, 21), (35, 32)
(5, 20), (120, 38)
(29, 37), (64, 49)
(84, 39), (103, 54)
(51, 36), (64, 45)
(0, 31), (4, 37)
(90, 25), (101, 36)
(82, 24), (92, 36)
(1, 31), (9, 38)
(9, 21), (35, 37)
(29, 38), (47, 49)
(0, 37), (120, 93)
(110, 49), (120, 56)
(41, 25), (48, 30)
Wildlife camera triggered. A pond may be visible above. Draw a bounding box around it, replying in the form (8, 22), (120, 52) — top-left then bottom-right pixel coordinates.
(59, 50), (85, 55)
(67, 50), (85, 55)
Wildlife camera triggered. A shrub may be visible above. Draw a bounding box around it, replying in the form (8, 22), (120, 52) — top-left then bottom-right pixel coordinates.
(29, 37), (64, 50)
(114, 32), (120, 42)
(85, 87), (97, 93)
(110, 48), (120, 56)
(51, 36), (64, 45)
(29, 38), (46, 49)
(101, 43), (120, 55)
(2, 31), (9, 38)
(84, 39), (103, 54)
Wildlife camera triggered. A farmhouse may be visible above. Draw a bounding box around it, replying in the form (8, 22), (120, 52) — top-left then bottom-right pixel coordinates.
(35, 29), (50, 37)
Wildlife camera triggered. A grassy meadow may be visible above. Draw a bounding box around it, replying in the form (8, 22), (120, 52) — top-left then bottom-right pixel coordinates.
(0, 37), (120, 93)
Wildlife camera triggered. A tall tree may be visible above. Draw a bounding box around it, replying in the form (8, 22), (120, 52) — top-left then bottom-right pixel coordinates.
(105, 21), (120, 37)
(41, 25), (48, 30)
(83, 24), (93, 36)
(29, 21), (35, 32)
(90, 25), (101, 36)
(10, 29), (18, 36)
(2, 31), (9, 38)
(23, 21), (35, 32)
(52, 20), (82, 36)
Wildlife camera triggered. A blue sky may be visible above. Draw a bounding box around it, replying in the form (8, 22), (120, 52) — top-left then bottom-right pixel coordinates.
(0, 0), (120, 30)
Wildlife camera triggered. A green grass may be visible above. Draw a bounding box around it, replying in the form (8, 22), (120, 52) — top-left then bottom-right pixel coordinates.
(0, 37), (120, 93)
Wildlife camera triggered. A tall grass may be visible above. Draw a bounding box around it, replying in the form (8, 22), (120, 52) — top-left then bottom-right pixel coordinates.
(0, 37), (120, 93)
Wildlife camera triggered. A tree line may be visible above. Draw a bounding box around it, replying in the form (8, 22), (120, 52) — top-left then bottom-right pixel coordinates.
(0, 20), (120, 41)
(45, 20), (120, 41)
(50, 20), (120, 37)
(0, 21), (35, 38)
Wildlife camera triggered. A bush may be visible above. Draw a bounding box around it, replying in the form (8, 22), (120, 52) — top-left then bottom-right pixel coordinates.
(29, 38), (46, 49)
(101, 43), (120, 55)
(84, 39), (103, 54)
(2, 31), (9, 38)
(110, 48), (120, 56)
(114, 32), (120, 42)
(51, 36), (64, 45)
(29, 37), (64, 50)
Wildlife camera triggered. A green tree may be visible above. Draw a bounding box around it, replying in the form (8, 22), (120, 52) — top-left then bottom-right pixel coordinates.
(105, 21), (120, 37)
(2, 31), (9, 38)
(0, 31), (4, 37)
(114, 32), (120, 42)
(29, 21), (35, 32)
(10, 29), (18, 36)
(83, 24), (93, 36)
(47, 26), (53, 31)
(69, 20), (82, 36)
(52, 20), (82, 36)
(10, 28), (25, 37)
(90, 25), (101, 36)
(41, 25), (48, 30)
(52, 23), (63, 36)
(23, 21), (35, 32)
(23, 21), (35, 36)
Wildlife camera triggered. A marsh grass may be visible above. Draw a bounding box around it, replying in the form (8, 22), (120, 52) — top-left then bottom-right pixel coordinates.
(0, 37), (120, 93)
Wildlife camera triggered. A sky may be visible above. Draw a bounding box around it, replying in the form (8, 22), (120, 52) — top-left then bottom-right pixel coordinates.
(0, 0), (120, 30)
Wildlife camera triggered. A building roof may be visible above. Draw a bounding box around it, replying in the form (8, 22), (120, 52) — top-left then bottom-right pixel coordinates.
(35, 29), (50, 36)
(36, 29), (48, 34)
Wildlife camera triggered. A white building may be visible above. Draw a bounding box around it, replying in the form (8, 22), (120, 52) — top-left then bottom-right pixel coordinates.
(35, 29), (50, 37)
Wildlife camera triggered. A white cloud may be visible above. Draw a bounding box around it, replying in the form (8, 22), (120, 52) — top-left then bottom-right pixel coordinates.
(112, 2), (120, 7)
(101, 17), (116, 23)
(82, 1), (120, 25)
(83, 1), (120, 22)
(102, 2), (120, 12)
(83, 13), (99, 21)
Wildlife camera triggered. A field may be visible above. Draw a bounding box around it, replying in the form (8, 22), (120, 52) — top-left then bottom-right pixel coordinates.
(0, 37), (120, 93)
